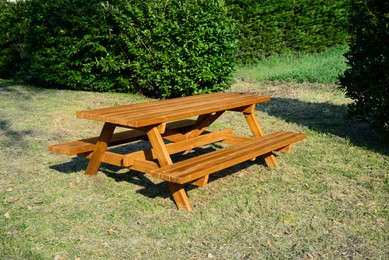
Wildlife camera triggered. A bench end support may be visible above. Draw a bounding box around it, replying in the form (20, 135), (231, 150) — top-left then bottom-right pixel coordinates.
(168, 183), (192, 211)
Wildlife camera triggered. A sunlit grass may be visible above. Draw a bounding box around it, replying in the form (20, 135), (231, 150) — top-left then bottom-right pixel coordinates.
(234, 46), (349, 84)
(1, 79), (388, 259)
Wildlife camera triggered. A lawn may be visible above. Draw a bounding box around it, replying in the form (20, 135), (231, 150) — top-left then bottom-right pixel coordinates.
(1, 79), (388, 259)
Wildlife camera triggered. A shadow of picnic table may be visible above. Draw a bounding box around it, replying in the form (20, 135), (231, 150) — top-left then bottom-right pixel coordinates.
(50, 145), (264, 200)
(255, 97), (388, 155)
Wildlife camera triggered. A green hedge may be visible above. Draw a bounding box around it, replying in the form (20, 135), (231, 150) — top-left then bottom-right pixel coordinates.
(226, 0), (350, 63)
(339, 0), (389, 138)
(0, 0), (236, 98)
(0, 0), (28, 79)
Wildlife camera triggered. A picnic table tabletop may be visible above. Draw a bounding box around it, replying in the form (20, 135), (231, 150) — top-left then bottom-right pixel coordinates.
(76, 92), (270, 128)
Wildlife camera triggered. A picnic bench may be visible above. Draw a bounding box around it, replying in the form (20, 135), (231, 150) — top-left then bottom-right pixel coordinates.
(48, 93), (306, 211)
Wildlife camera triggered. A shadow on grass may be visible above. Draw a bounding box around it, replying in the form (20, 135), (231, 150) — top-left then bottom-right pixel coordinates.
(256, 97), (388, 155)
(0, 80), (53, 103)
(0, 81), (33, 100)
(50, 144), (265, 201)
(0, 119), (35, 146)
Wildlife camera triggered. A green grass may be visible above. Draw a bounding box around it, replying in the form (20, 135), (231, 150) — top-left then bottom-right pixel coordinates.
(1, 79), (388, 259)
(234, 46), (349, 84)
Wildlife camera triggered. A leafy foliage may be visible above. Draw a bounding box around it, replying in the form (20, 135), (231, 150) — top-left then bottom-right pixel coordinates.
(0, 0), (29, 79)
(339, 0), (389, 138)
(226, 0), (350, 63)
(0, 0), (236, 98)
(110, 0), (236, 97)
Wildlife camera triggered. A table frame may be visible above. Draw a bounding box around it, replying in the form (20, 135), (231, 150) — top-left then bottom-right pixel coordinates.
(77, 93), (278, 210)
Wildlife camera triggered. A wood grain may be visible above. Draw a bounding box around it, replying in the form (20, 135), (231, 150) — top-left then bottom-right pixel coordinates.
(76, 93), (270, 128)
(85, 123), (116, 175)
(149, 132), (307, 184)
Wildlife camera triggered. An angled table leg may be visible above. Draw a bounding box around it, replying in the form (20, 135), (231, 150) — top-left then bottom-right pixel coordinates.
(85, 123), (116, 175)
(185, 111), (224, 139)
(146, 125), (192, 211)
(243, 106), (278, 167)
(180, 111), (224, 186)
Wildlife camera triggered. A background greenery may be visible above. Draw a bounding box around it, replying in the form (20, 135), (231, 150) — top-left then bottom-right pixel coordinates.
(1, 0), (351, 96)
(235, 45), (348, 85)
(339, 0), (389, 138)
(0, 0), (236, 98)
(0, 0), (388, 135)
(226, 0), (350, 63)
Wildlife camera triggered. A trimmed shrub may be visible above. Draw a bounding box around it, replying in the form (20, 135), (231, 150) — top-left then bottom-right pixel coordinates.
(23, 0), (133, 92)
(339, 0), (389, 137)
(0, 0), (236, 98)
(226, 0), (350, 63)
(110, 0), (237, 98)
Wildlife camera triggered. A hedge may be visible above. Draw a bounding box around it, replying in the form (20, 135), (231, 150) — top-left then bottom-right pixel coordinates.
(0, 0), (29, 79)
(339, 0), (389, 138)
(0, 0), (236, 98)
(226, 0), (351, 63)
(0, 0), (352, 95)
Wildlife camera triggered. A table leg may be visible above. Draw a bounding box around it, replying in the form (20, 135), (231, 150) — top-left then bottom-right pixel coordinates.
(147, 125), (192, 211)
(244, 109), (278, 167)
(184, 111), (224, 139)
(180, 112), (224, 186)
(85, 123), (116, 175)
(168, 183), (193, 211)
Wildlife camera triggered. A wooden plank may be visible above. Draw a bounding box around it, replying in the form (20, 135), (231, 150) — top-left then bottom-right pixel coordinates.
(244, 111), (265, 137)
(48, 119), (197, 156)
(146, 126), (173, 166)
(130, 159), (159, 172)
(80, 151), (125, 167)
(48, 140), (96, 156)
(120, 95), (263, 127)
(150, 132), (307, 184)
(244, 109), (278, 166)
(184, 111), (224, 139)
(277, 144), (292, 154)
(223, 135), (252, 145)
(152, 132), (289, 178)
(123, 129), (234, 166)
(168, 182), (192, 211)
(85, 123), (116, 175)
(189, 175), (209, 187)
(146, 124), (193, 210)
(77, 93), (270, 128)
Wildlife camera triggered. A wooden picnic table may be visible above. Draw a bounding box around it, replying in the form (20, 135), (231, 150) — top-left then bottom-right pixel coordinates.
(48, 92), (306, 210)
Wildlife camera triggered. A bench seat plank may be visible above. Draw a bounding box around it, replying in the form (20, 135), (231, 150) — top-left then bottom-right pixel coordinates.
(48, 119), (196, 156)
(149, 131), (306, 184)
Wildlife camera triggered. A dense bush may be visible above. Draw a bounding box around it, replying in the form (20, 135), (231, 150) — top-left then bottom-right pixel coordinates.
(226, 0), (350, 63)
(111, 0), (236, 97)
(0, 0), (236, 98)
(23, 0), (129, 92)
(0, 0), (28, 79)
(339, 0), (389, 138)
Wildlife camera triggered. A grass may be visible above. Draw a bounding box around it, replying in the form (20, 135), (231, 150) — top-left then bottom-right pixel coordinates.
(1, 79), (388, 259)
(234, 45), (349, 84)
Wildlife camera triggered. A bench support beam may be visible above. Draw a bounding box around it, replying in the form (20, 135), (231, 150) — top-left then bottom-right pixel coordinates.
(244, 109), (278, 167)
(85, 123), (116, 175)
(168, 183), (192, 211)
(147, 124), (192, 211)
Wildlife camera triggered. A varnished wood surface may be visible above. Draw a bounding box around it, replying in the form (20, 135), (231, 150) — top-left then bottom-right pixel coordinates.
(48, 92), (308, 210)
(76, 93), (270, 128)
(48, 119), (196, 155)
(149, 132), (307, 184)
